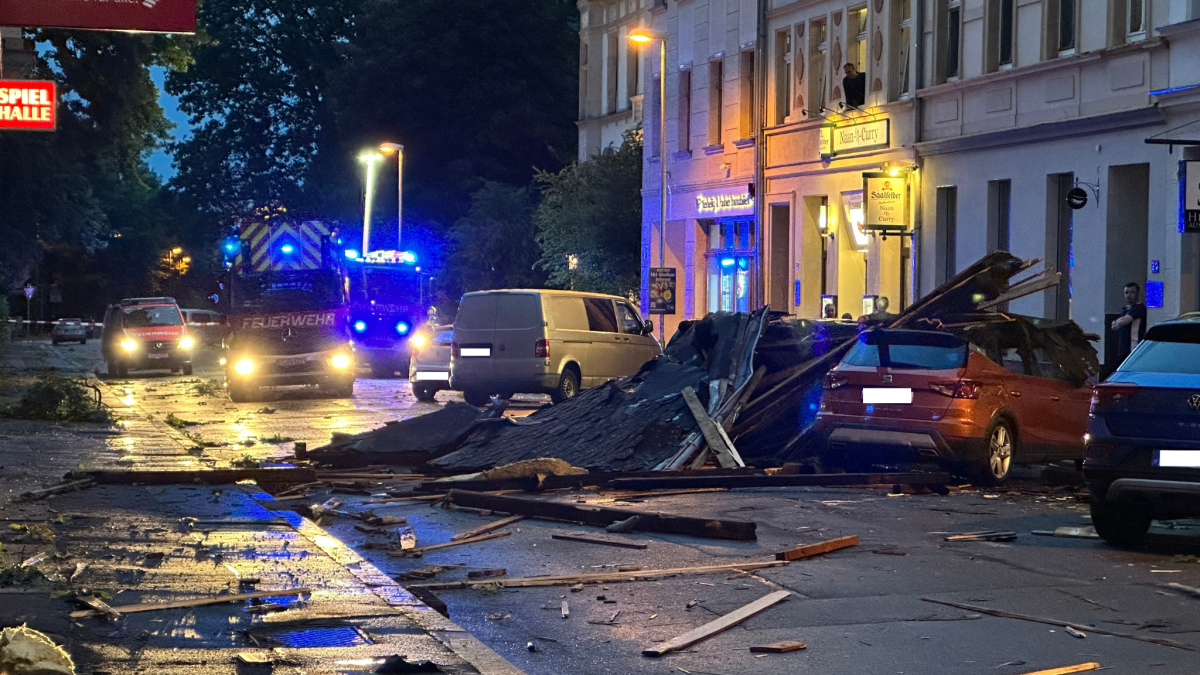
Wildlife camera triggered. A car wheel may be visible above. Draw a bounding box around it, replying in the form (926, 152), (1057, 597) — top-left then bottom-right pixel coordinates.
(182, 363), (193, 376)
(974, 418), (1015, 486)
(551, 368), (580, 404)
(413, 383), (437, 402)
(1090, 498), (1151, 549)
(463, 388), (491, 407)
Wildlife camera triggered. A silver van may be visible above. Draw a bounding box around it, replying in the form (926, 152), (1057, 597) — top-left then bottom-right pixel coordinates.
(449, 290), (660, 406)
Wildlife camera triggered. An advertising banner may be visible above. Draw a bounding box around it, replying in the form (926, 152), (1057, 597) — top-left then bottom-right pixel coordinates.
(862, 172), (909, 232)
(0, 0), (196, 33)
(1183, 161), (1200, 234)
(0, 81), (55, 131)
(648, 267), (676, 315)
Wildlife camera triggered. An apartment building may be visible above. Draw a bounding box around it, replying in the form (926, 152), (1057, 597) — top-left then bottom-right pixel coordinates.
(577, 0), (652, 162)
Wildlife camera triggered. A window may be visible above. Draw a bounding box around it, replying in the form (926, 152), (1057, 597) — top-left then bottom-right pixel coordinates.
(626, 37), (641, 107)
(1127, 0), (1146, 40)
(850, 7), (868, 72)
(738, 51), (755, 138)
(607, 32), (619, 114)
(940, 0), (962, 81)
(809, 18), (828, 118)
(707, 219), (755, 313)
(987, 179), (1011, 253)
(651, 74), (661, 157)
(615, 303), (644, 333)
(936, 186), (958, 284)
(580, 39), (589, 117)
(987, 0), (1015, 71)
(773, 29), (792, 125)
(891, 0), (912, 100)
(843, 331), (969, 369)
(1046, 0), (1078, 56)
(708, 59), (723, 146)
(583, 298), (618, 332)
(678, 69), (691, 153)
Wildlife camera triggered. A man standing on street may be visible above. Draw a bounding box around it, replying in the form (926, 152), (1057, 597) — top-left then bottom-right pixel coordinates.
(1111, 282), (1147, 364)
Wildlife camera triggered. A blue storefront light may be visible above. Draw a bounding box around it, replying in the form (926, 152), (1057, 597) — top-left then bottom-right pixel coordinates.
(395, 321), (410, 335)
(353, 320), (367, 333)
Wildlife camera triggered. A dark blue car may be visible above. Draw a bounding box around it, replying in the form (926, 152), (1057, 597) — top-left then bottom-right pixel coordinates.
(1083, 318), (1200, 547)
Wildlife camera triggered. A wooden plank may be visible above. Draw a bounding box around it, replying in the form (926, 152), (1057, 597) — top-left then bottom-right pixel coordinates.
(416, 467), (757, 494)
(410, 560), (789, 591)
(451, 515), (525, 541)
(750, 640), (806, 653)
(70, 588), (311, 619)
(74, 468), (316, 485)
(610, 472), (952, 492)
(386, 531), (511, 557)
(681, 386), (744, 468)
(551, 533), (649, 550)
(775, 535), (859, 561)
(15, 478), (95, 502)
(445, 489), (756, 541)
(1015, 663), (1100, 675)
(361, 494), (445, 505)
(642, 590), (792, 657)
(76, 594), (122, 619)
(607, 488), (728, 501)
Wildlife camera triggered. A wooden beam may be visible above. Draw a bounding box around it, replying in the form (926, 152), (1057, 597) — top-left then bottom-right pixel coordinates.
(409, 560), (789, 591)
(642, 590), (792, 656)
(681, 386), (745, 468)
(1015, 664), (1100, 675)
(750, 640), (806, 653)
(444, 489), (756, 541)
(387, 531), (511, 557)
(73, 468), (316, 485)
(70, 588), (311, 619)
(776, 535), (859, 561)
(610, 472), (952, 491)
(451, 515), (525, 541)
(551, 533), (649, 549)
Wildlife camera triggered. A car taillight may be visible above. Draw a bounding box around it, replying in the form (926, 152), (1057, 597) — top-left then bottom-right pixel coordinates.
(535, 339), (549, 358)
(930, 380), (981, 399)
(823, 373), (848, 389)
(1085, 444), (1113, 461)
(1089, 383), (1138, 414)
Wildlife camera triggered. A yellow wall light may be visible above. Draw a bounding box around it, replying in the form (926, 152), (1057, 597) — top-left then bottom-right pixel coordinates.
(234, 358), (254, 375)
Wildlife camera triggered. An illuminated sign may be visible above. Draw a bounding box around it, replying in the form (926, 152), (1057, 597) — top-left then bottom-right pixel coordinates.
(1183, 161), (1200, 234)
(0, 81), (55, 131)
(696, 190), (754, 216)
(863, 172), (909, 232)
(820, 119), (890, 158)
(0, 0), (196, 33)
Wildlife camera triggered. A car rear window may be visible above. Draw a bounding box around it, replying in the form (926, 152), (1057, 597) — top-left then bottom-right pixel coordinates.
(1119, 327), (1200, 374)
(496, 294), (541, 330)
(456, 295), (497, 330)
(843, 331), (968, 370)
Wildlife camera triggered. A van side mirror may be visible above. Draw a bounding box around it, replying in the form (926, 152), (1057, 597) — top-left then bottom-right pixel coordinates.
(642, 320), (654, 335)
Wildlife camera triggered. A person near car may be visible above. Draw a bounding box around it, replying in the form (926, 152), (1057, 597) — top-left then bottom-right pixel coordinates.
(1110, 282), (1146, 364)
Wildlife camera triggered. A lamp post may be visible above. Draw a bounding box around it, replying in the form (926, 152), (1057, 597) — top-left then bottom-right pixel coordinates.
(379, 142), (404, 249)
(629, 27), (667, 341)
(358, 152), (383, 255)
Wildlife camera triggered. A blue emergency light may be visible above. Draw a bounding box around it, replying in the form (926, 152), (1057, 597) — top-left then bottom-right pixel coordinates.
(280, 244), (295, 254)
(222, 236), (241, 254)
(344, 249), (360, 259)
(353, 320), (368, 333)
(395, 321), (410, 335)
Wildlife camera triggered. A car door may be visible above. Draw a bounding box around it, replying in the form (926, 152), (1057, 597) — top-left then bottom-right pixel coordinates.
(615, 301), (659, 373)
(492, 293), (543, 384)
(995, 342), (1050, 462)
(582, 297), (622, 383)
(546, 296), (593, 385)
(1030, 346), (1091, 458)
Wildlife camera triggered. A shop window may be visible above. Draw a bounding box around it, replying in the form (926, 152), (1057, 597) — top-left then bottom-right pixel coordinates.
(986, 0), (1015, 72)
(891, 0), (912, 101)
(774, 29), (792, 125)
(987, 179), (1011, 253)
(808, 18), (828, 118)
(709, 60), (723, 146)
(707, 219), (756, 313)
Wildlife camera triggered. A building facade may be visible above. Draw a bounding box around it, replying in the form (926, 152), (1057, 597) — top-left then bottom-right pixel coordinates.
(577, 0), (652, 162)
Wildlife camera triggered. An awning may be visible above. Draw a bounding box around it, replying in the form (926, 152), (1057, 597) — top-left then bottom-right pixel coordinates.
(1145, 118), (1200, 146)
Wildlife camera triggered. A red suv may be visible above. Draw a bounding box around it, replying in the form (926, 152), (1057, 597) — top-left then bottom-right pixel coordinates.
(814, 326), (1095, 484)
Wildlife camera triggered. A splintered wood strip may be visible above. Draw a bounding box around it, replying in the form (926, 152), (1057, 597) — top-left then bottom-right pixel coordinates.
(69, 588), (311, 619)
(776, 535), (859, 561)
(451, 515), (525, 541)
(386, 531), (511, 557)
(551, 533), (649, 549)
(410, 560), (789, 590)
(1015, 664), (1100, 675)
(362, 494), (446, 505)
(642, 590), (792, 657)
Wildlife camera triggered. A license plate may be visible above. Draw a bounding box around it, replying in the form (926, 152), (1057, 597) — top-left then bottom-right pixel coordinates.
(277, 357), (307, 367)
(1154, 450), (1200, 468)
(460, 347), (491, 358)
(862, 388), (913, 404)
(147, 352), (169, 360)
(414, 371), (450, 381)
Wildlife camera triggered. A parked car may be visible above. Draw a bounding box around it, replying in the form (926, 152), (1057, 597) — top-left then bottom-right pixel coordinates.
(814, 319), (1096, 484)
(182, 308), (223, 346)
(450, 289), (660, 407)
(51, 319), (87, 345)
(408, 324), (453, 402)
(101, 297), (194, 377)
(1083, 317), (1200, 547)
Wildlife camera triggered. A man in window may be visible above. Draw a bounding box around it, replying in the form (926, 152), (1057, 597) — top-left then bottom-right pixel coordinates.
(1110, 281), (1146, 364)
(842, 63), (866, 107)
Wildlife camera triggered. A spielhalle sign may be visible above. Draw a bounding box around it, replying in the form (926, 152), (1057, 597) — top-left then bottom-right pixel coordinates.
(0, 81), (55, 131)
(0, 0), (196, 33)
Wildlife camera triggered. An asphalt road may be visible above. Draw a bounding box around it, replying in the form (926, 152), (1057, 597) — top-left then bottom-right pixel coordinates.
(5, 337), (1200, 675)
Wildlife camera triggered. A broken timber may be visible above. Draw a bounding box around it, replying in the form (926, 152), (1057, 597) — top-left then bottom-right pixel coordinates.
(1016, 664), (1100, 675)
(70, 588), (311, 619)
(609, 472), (952, 491)
(15, 478), (96, 502)
(444, 489), (756, 541)
(451, 515), (525, 541)
(551, 533), (649, 549)
(71, 468), (317, 485)
(387, 531), (512, 557)
(642, 590), (791, 656)
(408, 560), (788, 590)
(414, 467), (756, 494)
(776, 535), (859, 561)
(750, 640), (806, 653)
(680, 386), (744, 468)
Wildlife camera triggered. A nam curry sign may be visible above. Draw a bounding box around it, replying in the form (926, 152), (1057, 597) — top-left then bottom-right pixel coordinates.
(0, 81), (56, 131)
(820, 119), (890, 158)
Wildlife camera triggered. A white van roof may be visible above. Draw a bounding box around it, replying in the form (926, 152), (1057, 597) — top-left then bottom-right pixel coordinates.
(460, 289), (628, 301)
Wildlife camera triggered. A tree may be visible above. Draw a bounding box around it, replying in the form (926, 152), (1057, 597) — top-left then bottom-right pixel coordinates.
(443, 182), (546, 304)
(534, 130), (643, 298)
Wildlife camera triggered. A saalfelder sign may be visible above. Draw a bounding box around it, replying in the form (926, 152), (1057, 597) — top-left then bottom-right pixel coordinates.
(0, 0), (196, 33)
(820, 119), (890, 158)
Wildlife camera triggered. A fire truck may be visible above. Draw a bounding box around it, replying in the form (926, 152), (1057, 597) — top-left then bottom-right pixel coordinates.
(221, 220), (356, 402)
(345, 249), (431, 378)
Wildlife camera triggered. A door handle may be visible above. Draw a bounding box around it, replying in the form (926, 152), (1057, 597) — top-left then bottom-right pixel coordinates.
(1050, 395), (1061, 401)
(1009, 391), (1021, 397)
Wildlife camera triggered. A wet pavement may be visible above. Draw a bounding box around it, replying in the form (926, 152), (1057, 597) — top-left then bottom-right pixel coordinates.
(4, 338), (1200, 674)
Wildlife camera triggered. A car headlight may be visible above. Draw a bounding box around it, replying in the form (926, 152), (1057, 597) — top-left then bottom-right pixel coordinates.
(178, 336), (195, 350)
(234, 358), (254, 375)
(219, 357), (227, 366)
(330, 353), (352, 369)
(410, 333), (427, 349)
(120, 340), (138, 352)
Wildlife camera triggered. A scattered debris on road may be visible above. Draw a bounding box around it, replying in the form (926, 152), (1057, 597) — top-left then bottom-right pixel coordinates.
(775, 534), (859, 561)
(750, 640), (806, 653)
(642, 590), (792, 657)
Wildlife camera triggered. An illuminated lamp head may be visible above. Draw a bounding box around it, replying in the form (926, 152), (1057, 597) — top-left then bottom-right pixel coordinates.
(395, 321), (410, 335)
(353, 320), (368, 333)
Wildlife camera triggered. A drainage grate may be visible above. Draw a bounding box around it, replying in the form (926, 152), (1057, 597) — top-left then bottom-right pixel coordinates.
(272, 627), (372, 648)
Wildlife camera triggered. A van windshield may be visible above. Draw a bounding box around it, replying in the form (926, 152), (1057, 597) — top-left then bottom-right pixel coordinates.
(843, 331), (968, 370)
(123, 306), (182, 328)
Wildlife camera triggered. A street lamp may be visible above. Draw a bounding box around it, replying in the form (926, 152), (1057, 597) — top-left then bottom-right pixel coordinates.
(629, 27), (667, 340)
(379, 143), (404, 249)
(358, 152), (384, 255)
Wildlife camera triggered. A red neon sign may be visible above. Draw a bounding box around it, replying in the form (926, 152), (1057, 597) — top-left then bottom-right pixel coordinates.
(0, 81), (56, 131)
(0, 0), (195, 34)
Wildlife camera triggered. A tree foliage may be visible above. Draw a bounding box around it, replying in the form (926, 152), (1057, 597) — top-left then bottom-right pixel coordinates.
(534, 130), (643, 298)
(443, 182), (546, 301)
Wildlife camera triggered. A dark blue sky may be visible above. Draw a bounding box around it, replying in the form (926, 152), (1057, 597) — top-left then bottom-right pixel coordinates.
(148, 66), (190, 179)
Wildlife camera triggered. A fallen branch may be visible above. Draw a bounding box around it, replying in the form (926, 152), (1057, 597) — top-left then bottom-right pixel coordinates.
(920, 598), (1195, 651)
(409, 560), (789, 591)
(642, 590), (791, 657)
(776, 535), (859, 561)
(70, 588), (311, 619)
